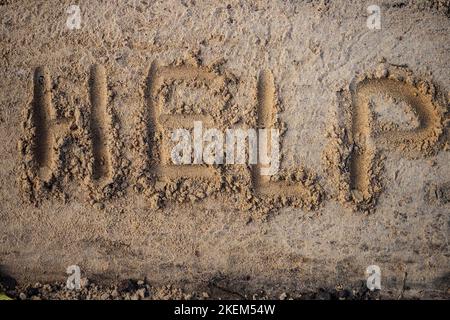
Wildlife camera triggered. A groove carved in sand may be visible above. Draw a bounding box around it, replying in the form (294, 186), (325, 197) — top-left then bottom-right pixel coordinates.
(89, 64), (112, 182)
(32, 67), (53, 180)
(31, 67), (72, 181)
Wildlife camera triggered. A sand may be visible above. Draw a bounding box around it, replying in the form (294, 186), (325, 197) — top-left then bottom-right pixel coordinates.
(0, 0), (449, 299)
